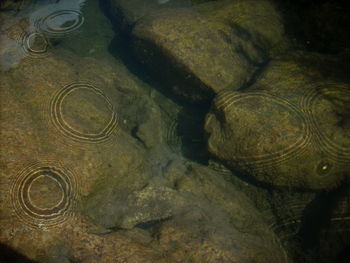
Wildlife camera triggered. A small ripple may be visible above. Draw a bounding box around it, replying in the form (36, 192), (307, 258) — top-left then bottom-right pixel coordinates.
(165, 119), (182, 153)
(214, 91), (312, 169)
(10, 160), (79, 229)
(50, 81), (120, 145)
(34, 9), (84, 38)
(20, 31), (50, 58)
(299, 85), (350, 164)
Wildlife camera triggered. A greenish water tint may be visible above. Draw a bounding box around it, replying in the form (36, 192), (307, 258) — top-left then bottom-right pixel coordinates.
(0, 1), (349, 263)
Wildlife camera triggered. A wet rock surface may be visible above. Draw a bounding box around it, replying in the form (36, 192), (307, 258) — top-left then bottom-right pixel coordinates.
(107, 0), (290, 102)
(0, 45), (169, 262)
(0, 48), (290, 262)
(131, 8), (254, 102)
(1, 0), (349, 263)
(205, 52), (350, 190)
(107, 0), (192, 30)
(84, 151), (289, 263)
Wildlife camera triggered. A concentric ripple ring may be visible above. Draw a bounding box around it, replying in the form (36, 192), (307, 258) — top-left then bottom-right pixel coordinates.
(11, 162), (77, 228)
(35, 10), (84, 38)
(21, 32), (49, 57)
(50, 82), (118, 143)
(214, 91), (312, 168)
(299, 85), (350, 164)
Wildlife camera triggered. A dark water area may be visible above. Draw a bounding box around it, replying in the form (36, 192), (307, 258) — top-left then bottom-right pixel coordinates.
(0, 0), (349, 263)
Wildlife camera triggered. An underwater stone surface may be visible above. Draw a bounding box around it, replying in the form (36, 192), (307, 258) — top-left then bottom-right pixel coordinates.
(205, 52), (350, 190)
(194, 0), (290, 58)
(106, 0), (230, 28)
(319, 185), (350, 263)
(0, 45), (175, 262)
(83, 149), (290, 263)
(107, 0), (192, 30)
(0, 28), (290, 263)
(108, 0), (289, 102)
(132, 8), (254, 102)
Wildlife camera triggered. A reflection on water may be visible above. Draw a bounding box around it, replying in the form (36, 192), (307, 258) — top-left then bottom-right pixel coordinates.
(0, 0), (86, 69)
(1, 0), (349, 263)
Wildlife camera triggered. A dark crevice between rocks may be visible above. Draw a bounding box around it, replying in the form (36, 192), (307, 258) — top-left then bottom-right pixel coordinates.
(99, 0), (213, 107)
(272, 0), (350, 54)
(98, 0), (157, 89)
(227, 23), (268, 63)
(135, 216), (172, 231)
(263, 185), (350, 263)
(238, 59), (271, 91)
(131, 36), (215, 105)
(131, 126), (147, 148)
(290, 185), (350, 263)
(106, 226), (125, 232)
(99, 0), (213, 165)
(0, 243), (39, 263)
(224, 23), (271, 91)
(176, 106), (210, 165)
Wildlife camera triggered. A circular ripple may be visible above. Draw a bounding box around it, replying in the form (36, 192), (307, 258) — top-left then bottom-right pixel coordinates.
(166, 119), (182, 153)
(11, 162), (78, 228)
(20, 31), (49, 58)
(34, 10), (84, 38)
(214, 91), (312, 168)
(299, 85), (350, 164)
(50, 82), (119, 144)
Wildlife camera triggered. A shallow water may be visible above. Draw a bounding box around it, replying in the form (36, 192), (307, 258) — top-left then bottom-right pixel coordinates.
(0, 0), (349, 263)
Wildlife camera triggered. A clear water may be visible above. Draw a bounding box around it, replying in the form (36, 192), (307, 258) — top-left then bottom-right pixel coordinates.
(0, 0), (349, 263)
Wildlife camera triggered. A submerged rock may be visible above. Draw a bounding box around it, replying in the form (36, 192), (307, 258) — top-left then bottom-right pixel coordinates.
(194, 0), (290, 57)
(0, 33), (291, 263)
(84, 147), (290, 263)
(0, 0), (28, 11)
(0, 45), (173, 262)
(107, 0), (290, 102)
(319, 185), (350, 263)
(205, 52), (350, 190)
(132, 8), (255, 102)
(107, 0), (192, 30)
